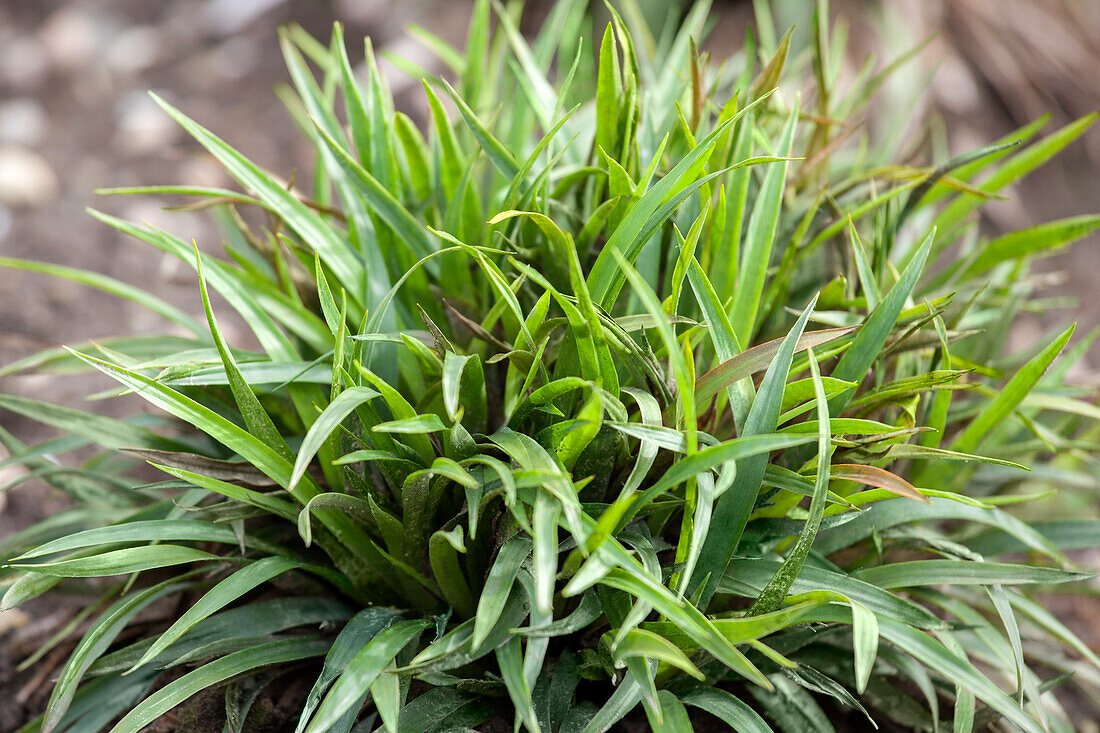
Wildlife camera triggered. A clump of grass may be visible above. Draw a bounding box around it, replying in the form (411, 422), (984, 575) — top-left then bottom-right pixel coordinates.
(2, 1), (1099, 731)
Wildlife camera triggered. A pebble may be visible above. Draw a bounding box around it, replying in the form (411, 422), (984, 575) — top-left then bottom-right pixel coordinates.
(204, 0), (287, 35)
(105, 25), (162, 74)
(114, 91), (180, 154)
(40, 6), (106, 70)
(935, 52), (982, 114)
(184, 37), (260, 85)
(333, 0), (392, 26)
(0, 99), (48, 147)
(72, 156), (111, 194)
(120, 199), (212, 252)
(0, 146), (59, 207)
(0, 609), (30, 636)
(0, 203), (12, 243)
(0, 36), (49, 90)
(180, 157), (229, 188)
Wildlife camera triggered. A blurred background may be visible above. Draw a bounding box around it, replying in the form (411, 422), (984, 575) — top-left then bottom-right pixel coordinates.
(1, 0), (1097, 393)
(0, 0), (1098, 710)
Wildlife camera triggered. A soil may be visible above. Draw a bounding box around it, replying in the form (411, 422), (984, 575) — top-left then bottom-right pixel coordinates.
(1, 0), (1098, 731)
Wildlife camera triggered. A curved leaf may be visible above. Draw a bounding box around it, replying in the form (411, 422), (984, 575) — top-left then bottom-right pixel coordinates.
(108, 637), (329, 733)
(131, 556), (307, 670)
(290, 386), (381, 490)
(303, 619), (431, 733)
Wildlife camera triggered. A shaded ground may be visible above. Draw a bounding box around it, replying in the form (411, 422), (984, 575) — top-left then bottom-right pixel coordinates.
(0, 0), (1098, 730)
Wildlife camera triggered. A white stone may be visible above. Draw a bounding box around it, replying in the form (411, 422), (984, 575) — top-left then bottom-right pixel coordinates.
(333, 0), (397, 26)
(213, 37), (260, 81)
(0, 36), (49, 89)
(0, 98), (48, 147)
(0, 609), (30, 636)
(0, 145), (60, 207)
(40, 6), (104, 70)
(204, 0), (287, 35)
(0, 203), (12, 243)
(105, 25), (162, 74)
(181, 157), (229, 188)
(114, 91), (180, 153)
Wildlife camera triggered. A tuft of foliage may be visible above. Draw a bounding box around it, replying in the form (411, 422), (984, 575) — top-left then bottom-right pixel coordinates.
(3, 1), (1099, 731)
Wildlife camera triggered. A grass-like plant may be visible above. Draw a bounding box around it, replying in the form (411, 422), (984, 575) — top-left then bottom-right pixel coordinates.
(3, 1), (1099, 731)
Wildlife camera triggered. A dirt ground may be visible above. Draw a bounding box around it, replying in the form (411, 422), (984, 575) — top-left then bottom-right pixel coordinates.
(0, 0), (1097, 730)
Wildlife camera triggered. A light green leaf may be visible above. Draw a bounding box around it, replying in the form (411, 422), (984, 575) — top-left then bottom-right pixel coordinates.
(829, 227), (935, 412)
(951, 324), (1074, 454)
(730, 101), (799, 345)
(10, 545), (220, 578)
(0, 256), (204, 338)
(312, 120), (437, 260)
(804, 605), (1047, 733)
(13, 520), (274, 561)
(373, 414), (448, 434)
(43, 574), (197, 733)
(472, 535), (532, 651)
(290, 386), (380, 490)
(109, 637), (329, 733)
(720, 560), (946, 630)
(132, 556), (305, 670)
(0, 394), (194, 454)
(692, 298), (818, 604)
(749, 346), (832, 614)
(296, 608), (400, 733)
(613, 628), (704, 680)
(645, 690), (692, 732)
(850, 600), (879, 694)
(681, 688), (773, 733)
(961, 214), (1100, 280)
(196, 244), (293, 461)
(1, 572), (60, 611)
(442, 79), (520, 179)
(151, 94), (364, 303)
(303, 619), (430, 733)
(853, 560), (1091, 589)
(587, 94), (774, 309)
